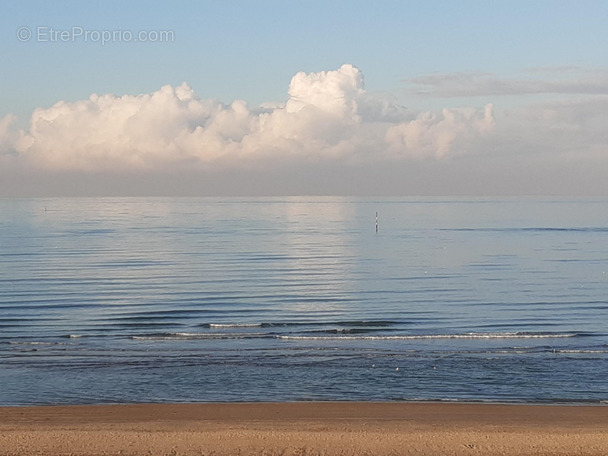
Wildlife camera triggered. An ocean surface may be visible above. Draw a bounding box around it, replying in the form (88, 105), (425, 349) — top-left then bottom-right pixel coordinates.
(1, 197), (607, 405)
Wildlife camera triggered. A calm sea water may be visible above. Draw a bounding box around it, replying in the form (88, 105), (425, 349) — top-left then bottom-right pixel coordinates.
(1, 197), (607, 405)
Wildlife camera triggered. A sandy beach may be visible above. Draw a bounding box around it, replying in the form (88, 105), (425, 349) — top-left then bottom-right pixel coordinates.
(1, 402), (607, 455)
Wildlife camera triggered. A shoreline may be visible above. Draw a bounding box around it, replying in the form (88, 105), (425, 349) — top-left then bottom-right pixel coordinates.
(2, 401), (608, 455)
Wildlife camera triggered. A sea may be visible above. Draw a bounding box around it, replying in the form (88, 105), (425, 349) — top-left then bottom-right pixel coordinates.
(1, 197), (607, 405)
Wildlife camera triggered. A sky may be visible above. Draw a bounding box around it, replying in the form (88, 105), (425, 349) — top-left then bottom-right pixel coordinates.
(1, 0), (608, 196)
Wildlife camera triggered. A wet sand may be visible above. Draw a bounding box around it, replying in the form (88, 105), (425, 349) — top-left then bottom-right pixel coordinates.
(1, 402), (607, 455)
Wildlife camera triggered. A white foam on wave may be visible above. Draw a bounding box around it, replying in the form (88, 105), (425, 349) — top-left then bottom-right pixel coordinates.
(209, 323), (262, 328)
(131, 331), (578, 342)
(556, 349), (608, 354)
(9, 341), (56, 346)
(132, 332), (266, 341)
(276, 332), (577, 341)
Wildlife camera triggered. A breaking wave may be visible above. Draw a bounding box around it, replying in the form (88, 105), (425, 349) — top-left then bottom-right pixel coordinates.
(131, 331), (578, 342)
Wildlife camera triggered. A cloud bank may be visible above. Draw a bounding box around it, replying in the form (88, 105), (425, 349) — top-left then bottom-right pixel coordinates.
(2, 64), (608, 195)
(1, 64), (493, 173)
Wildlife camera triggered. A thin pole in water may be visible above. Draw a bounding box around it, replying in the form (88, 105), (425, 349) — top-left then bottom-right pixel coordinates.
(375, 212), (378, 233)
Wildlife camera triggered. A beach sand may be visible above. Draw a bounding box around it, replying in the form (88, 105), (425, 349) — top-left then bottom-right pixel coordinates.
(1, 402), (607, 455)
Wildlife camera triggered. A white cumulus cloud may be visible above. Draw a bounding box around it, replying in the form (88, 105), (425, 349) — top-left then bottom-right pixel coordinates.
(3, 64), (495, 172)
(385, 104), (495, 158)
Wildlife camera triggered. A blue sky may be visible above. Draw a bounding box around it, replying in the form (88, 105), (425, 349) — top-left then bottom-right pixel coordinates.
(4, 0), (605, 114)
(2, 1), (608, 195)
